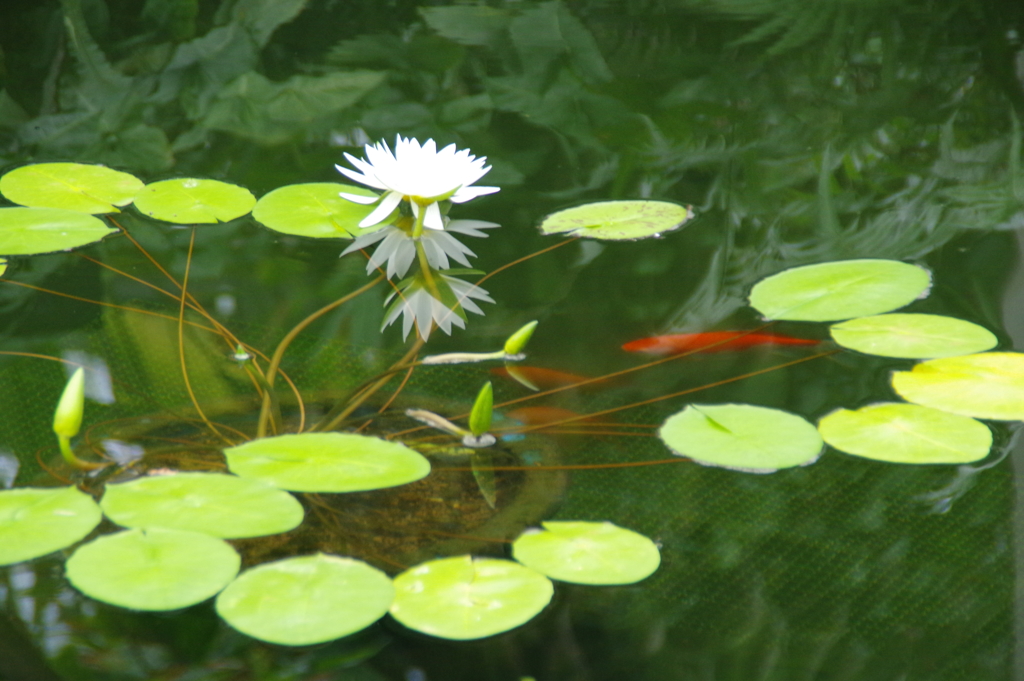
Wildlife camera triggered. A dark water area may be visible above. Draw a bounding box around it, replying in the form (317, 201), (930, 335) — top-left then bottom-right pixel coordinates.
(2, 0), (1024, 680)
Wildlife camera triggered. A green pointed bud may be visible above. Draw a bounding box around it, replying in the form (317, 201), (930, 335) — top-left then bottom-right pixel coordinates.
(53, 368), (85, 439)
(468, 381), (494, 437)
(503, 321), (538, 357)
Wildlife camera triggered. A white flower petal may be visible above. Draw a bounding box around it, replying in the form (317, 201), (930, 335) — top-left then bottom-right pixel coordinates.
(337, 137), (500, 208)
(423, 202), (445, 230)
(420, 237), (450, 270)
(338, 191), (379, 205)
(358, 191), (402, 228)
(450, 185), (500, 203)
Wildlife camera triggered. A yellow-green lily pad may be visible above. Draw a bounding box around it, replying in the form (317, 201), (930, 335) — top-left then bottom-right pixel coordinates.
(100, 472), (304, 538)
(134, 178), (256, 224)
(818, 402), (992, 464)
(0, 486), (102, 566)
(65, 528), (240, 611)
(225, 432), (430, 493)
(659, 403), (823, 473)
(390, 556), (553, 640)
(252, 183), (383, 238)
(216, 554), (393, 645)
(749, 259), (931, 322)
(512, 521), (661, 585)
(830, 313), (997, 359)
(0, 207), (116, 255)
(538, 200), (694, 241)
(0, 163), (143, 214)
(891, 352), (1024, 420)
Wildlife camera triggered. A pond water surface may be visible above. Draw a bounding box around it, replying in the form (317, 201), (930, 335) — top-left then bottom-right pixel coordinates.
(2, 1), (1024, 680)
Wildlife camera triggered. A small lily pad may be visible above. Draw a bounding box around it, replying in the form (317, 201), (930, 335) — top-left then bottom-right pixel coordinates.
(512, 521), (661, 585)
(0, 207), (116, 255)
(830, 313), (997, 359)
(252, 183), (383, 239)
(659, 403), (823, 473)
(818, 402), (992, 464)
(390, 556), (553, 640)
(65, 527), (240, 611)
(225, 432), (431, 493)
(891, 352), (1024, 420)
(538, 200), (693, 241)
(749, 259), (931, 322)
(100, 472), (304, 538)
(134, 178), (256, 224)
(0, 486), (102, 566)
(0, 163), (144, 214)
(216, 554), (394, 645)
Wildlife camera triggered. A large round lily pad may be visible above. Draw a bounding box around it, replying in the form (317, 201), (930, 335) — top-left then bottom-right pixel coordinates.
(818, 402), (992, 464)
(512, 521), (661, 585)
(0, 486), (102, 566)
(390, 556), (553, 640)
(891, 352), (1024, 420)
(134, 178), (256, 224)
(830, 313), (997, 359)
(224, 432), (431, 493)
(100, 472), (304, 538)
(0, 163), (144, 214)
(0, 207), (116, 255)
(65, 527), (240, 611)
(252, 183), (383, 239)
(659, 403), (823, 473)
(538, 200), (693, 241)
(216, 554), (394, 645)
(749, 259), (931, 322)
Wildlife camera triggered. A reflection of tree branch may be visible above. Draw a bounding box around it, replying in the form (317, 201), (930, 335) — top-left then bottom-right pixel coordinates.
(0, 608), (66, 681)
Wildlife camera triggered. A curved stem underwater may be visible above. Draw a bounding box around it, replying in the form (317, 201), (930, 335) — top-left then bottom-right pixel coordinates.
(256, 275), (385, 438)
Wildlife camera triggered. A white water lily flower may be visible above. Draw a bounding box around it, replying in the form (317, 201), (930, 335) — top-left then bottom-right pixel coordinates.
(383, 274), (494, 340)
(336, 137), (499, 230)
(341, 219), (500, 279)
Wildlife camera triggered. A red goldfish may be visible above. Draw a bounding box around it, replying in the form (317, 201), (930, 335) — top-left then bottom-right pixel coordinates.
(622, 331), (819, 356)
(505, 406), (593, 427)
(490, 365), (598, 391)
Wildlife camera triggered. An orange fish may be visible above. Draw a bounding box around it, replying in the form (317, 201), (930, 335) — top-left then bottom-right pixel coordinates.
(505, 406), (593, 427)
(622, 331), (820, 356)
(490, 365), (597, 391)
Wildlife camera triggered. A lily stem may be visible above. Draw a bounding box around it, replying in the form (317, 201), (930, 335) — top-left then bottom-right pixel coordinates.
(256, 275), (384, 438)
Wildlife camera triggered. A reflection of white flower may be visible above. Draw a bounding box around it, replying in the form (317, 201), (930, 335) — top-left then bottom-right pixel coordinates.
(341, 219), (499, 279)
(336, 137), (499, 230)
(383, 272), (494, 340)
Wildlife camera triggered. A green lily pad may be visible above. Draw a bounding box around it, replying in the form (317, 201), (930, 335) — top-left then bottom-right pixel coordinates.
(133, 178), (256, 224)
(100, 472), (304, 538)
(0, 163), (144, 214)
(818, 402), (991, 464)
(390, 556), (553, 640)
(225, 432), (431, 493)
(0, 207), (116, 255)
(252, 183), (383, 239)
(512, 521), (661, 585)
(0, 486), (102, 566)
(749, 259), (932, 322)
(216, 554), (393, 645)
(891, 352), (1024, 420)
(538, 200), (693, 241)
(659, 403), (823, 473)
(65, 528), (240, 611)
(830, 313), (998, 359)
(0, 259), (6, 276)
